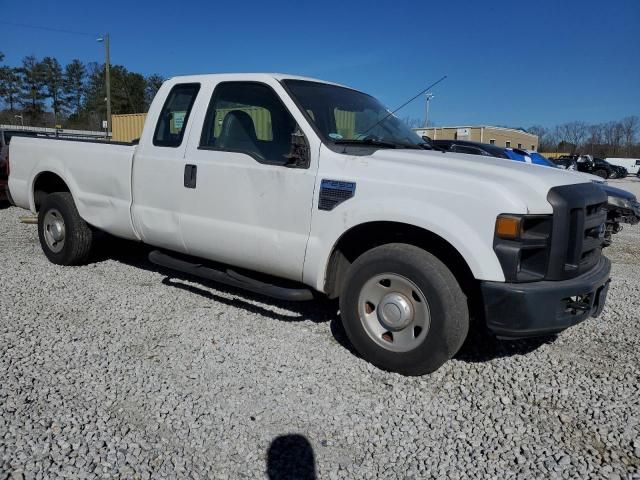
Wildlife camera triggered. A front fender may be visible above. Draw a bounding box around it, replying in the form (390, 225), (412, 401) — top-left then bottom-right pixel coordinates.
(303, 197), (507, 292)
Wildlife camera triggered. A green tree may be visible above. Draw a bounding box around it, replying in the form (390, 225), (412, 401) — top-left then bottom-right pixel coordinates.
(0, 53), (21, 112)
(82, 63), (147, 128)
(81, 62), (107, 129)
(145, 74), (164, 109)
(41, 56), (67, 123)
(18, 55), (46, 123)
(110, 65), (146, 114)
(63, 59), (86, 117)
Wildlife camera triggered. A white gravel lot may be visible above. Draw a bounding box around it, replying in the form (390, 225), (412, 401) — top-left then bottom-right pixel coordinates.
(1, 178), (639, 479)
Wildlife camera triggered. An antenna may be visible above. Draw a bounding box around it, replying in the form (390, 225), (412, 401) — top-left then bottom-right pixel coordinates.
(362, 75), (447, 135)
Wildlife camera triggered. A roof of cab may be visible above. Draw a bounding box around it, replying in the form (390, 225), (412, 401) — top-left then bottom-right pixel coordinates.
(164, 73), (346, 88)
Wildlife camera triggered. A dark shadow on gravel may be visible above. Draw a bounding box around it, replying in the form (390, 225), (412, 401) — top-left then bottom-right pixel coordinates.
(88, 233), (153, 264)
(455, 317), (558, 363)
(161, 277), (336, 324)
(89, 234), (339, 323)
(329, 317), (361, 358)
(267, 434), (316, 480)
(87, 235), (556, 364)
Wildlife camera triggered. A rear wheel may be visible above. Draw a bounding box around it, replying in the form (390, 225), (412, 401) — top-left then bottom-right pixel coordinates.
(38, 192), (93, 265)
(593, 169), (608, 179)
(339, 243), (469, 375)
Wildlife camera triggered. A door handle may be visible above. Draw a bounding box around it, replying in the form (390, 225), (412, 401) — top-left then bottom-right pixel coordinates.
(184, 164), (197, 188)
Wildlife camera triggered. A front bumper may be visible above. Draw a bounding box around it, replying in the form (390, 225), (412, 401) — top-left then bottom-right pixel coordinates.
(481, 256), (611, 339)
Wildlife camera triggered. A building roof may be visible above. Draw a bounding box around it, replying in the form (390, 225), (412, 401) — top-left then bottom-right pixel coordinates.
(416, 125), (534, 136)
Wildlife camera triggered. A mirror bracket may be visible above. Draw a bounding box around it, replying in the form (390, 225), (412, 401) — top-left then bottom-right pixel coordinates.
(285, 128), (311, 168)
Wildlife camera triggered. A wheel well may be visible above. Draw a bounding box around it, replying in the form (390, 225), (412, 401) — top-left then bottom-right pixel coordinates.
(324, 222), (478, 301)
(33, 172), (70, 211)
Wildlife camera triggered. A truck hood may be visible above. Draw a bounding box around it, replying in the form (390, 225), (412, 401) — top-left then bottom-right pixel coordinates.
(360, 148), (593, 214)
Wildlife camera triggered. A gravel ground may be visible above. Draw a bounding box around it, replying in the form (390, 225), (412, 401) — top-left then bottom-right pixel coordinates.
(1, 178), (639, 479)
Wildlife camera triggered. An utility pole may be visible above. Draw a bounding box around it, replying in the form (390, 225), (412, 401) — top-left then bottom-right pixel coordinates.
(97, 33), (111, 138)
(424, 93), (434, 128)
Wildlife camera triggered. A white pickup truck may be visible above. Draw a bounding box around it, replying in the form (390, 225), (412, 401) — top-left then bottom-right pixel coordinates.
(9, 73), (612, 375)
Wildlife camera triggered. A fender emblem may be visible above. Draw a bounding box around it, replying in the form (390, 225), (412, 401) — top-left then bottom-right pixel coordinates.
(318, 179), (356, 211)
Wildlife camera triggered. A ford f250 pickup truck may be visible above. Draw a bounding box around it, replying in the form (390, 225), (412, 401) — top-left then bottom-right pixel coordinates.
(8, 73), (612, 375)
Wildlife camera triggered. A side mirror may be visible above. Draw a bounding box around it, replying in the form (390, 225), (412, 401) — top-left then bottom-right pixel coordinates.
(285, 128), (310, 168)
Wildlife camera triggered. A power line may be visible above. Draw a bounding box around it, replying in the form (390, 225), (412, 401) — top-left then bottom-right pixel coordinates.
(0, 21), (97, 37)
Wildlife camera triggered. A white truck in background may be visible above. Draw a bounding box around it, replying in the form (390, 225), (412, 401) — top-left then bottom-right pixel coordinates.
(8, 73), (612, 375)
(605, 157), (640, 175)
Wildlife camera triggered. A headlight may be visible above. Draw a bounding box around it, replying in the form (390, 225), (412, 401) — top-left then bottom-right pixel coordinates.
(495, 214), (552, 241)
(494, 214), (553, 282)
(607, 195), (640, 219)
(608, 195), (635, 210)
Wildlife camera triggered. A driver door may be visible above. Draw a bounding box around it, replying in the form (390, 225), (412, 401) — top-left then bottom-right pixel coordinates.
(180, 81), (318, 281)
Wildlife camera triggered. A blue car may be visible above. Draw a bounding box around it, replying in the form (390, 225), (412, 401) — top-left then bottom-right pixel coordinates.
(505, 148), (557, 167)
(430, 140), (554, 166)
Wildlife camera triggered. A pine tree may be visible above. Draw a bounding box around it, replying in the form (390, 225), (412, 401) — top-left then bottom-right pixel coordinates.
(41, 56), (67, 123)
(145, 74), (164, 110)
(63, 59), (86, 117)
(18, 55), (46, 123)
(0, 52), (21, 112)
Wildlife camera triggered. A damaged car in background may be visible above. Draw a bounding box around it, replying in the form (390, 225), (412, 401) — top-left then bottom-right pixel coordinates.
(602, 185), (640, 245)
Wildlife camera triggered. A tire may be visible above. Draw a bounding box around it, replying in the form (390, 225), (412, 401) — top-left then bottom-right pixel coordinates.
(593, 169), (608, 179)
(339, 243), (469, 375)
(38, 192), (93, 265)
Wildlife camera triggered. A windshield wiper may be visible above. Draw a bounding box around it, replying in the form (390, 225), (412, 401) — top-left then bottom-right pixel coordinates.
(333, 139), (398, 149)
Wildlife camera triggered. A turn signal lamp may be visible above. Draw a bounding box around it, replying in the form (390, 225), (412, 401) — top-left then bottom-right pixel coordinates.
(495, 215), (522, 240)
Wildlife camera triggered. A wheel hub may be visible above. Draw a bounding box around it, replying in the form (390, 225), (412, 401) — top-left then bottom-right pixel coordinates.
(378, 292), (414, 330)
(42, 209), (66, 253)
(50, 220), (65, 242)
(357, 273), (431, 353)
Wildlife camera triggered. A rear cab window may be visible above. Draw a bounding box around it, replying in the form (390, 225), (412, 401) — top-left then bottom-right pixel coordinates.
(153, 83), (200, 147)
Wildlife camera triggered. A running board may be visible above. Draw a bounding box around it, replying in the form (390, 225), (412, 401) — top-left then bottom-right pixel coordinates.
(148, 250), (314, 301)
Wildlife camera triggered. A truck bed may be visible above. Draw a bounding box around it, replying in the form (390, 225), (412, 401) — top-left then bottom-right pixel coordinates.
(9, 136), (139, 240)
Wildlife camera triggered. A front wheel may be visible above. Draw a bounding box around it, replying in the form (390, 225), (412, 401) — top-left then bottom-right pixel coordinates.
(38, 192), (93, 265)
(339, 243), (469, 375)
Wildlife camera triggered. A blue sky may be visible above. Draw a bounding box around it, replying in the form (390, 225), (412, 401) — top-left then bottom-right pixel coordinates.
(1, 0), (638, 128)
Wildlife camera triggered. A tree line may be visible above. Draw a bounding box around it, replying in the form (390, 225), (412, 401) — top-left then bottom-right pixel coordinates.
(528, 118), (640, 158)
(0, 52), (163, 130)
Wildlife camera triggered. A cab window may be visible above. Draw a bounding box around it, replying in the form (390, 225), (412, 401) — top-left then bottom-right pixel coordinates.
(153, 83), (200, 147)
(199, 82), (298, 166)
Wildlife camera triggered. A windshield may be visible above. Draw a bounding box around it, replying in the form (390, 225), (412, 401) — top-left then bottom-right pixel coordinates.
(283, 80), (426, 149)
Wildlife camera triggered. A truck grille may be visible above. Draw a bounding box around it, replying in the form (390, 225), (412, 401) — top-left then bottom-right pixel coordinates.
(546, 183), (607, 280)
